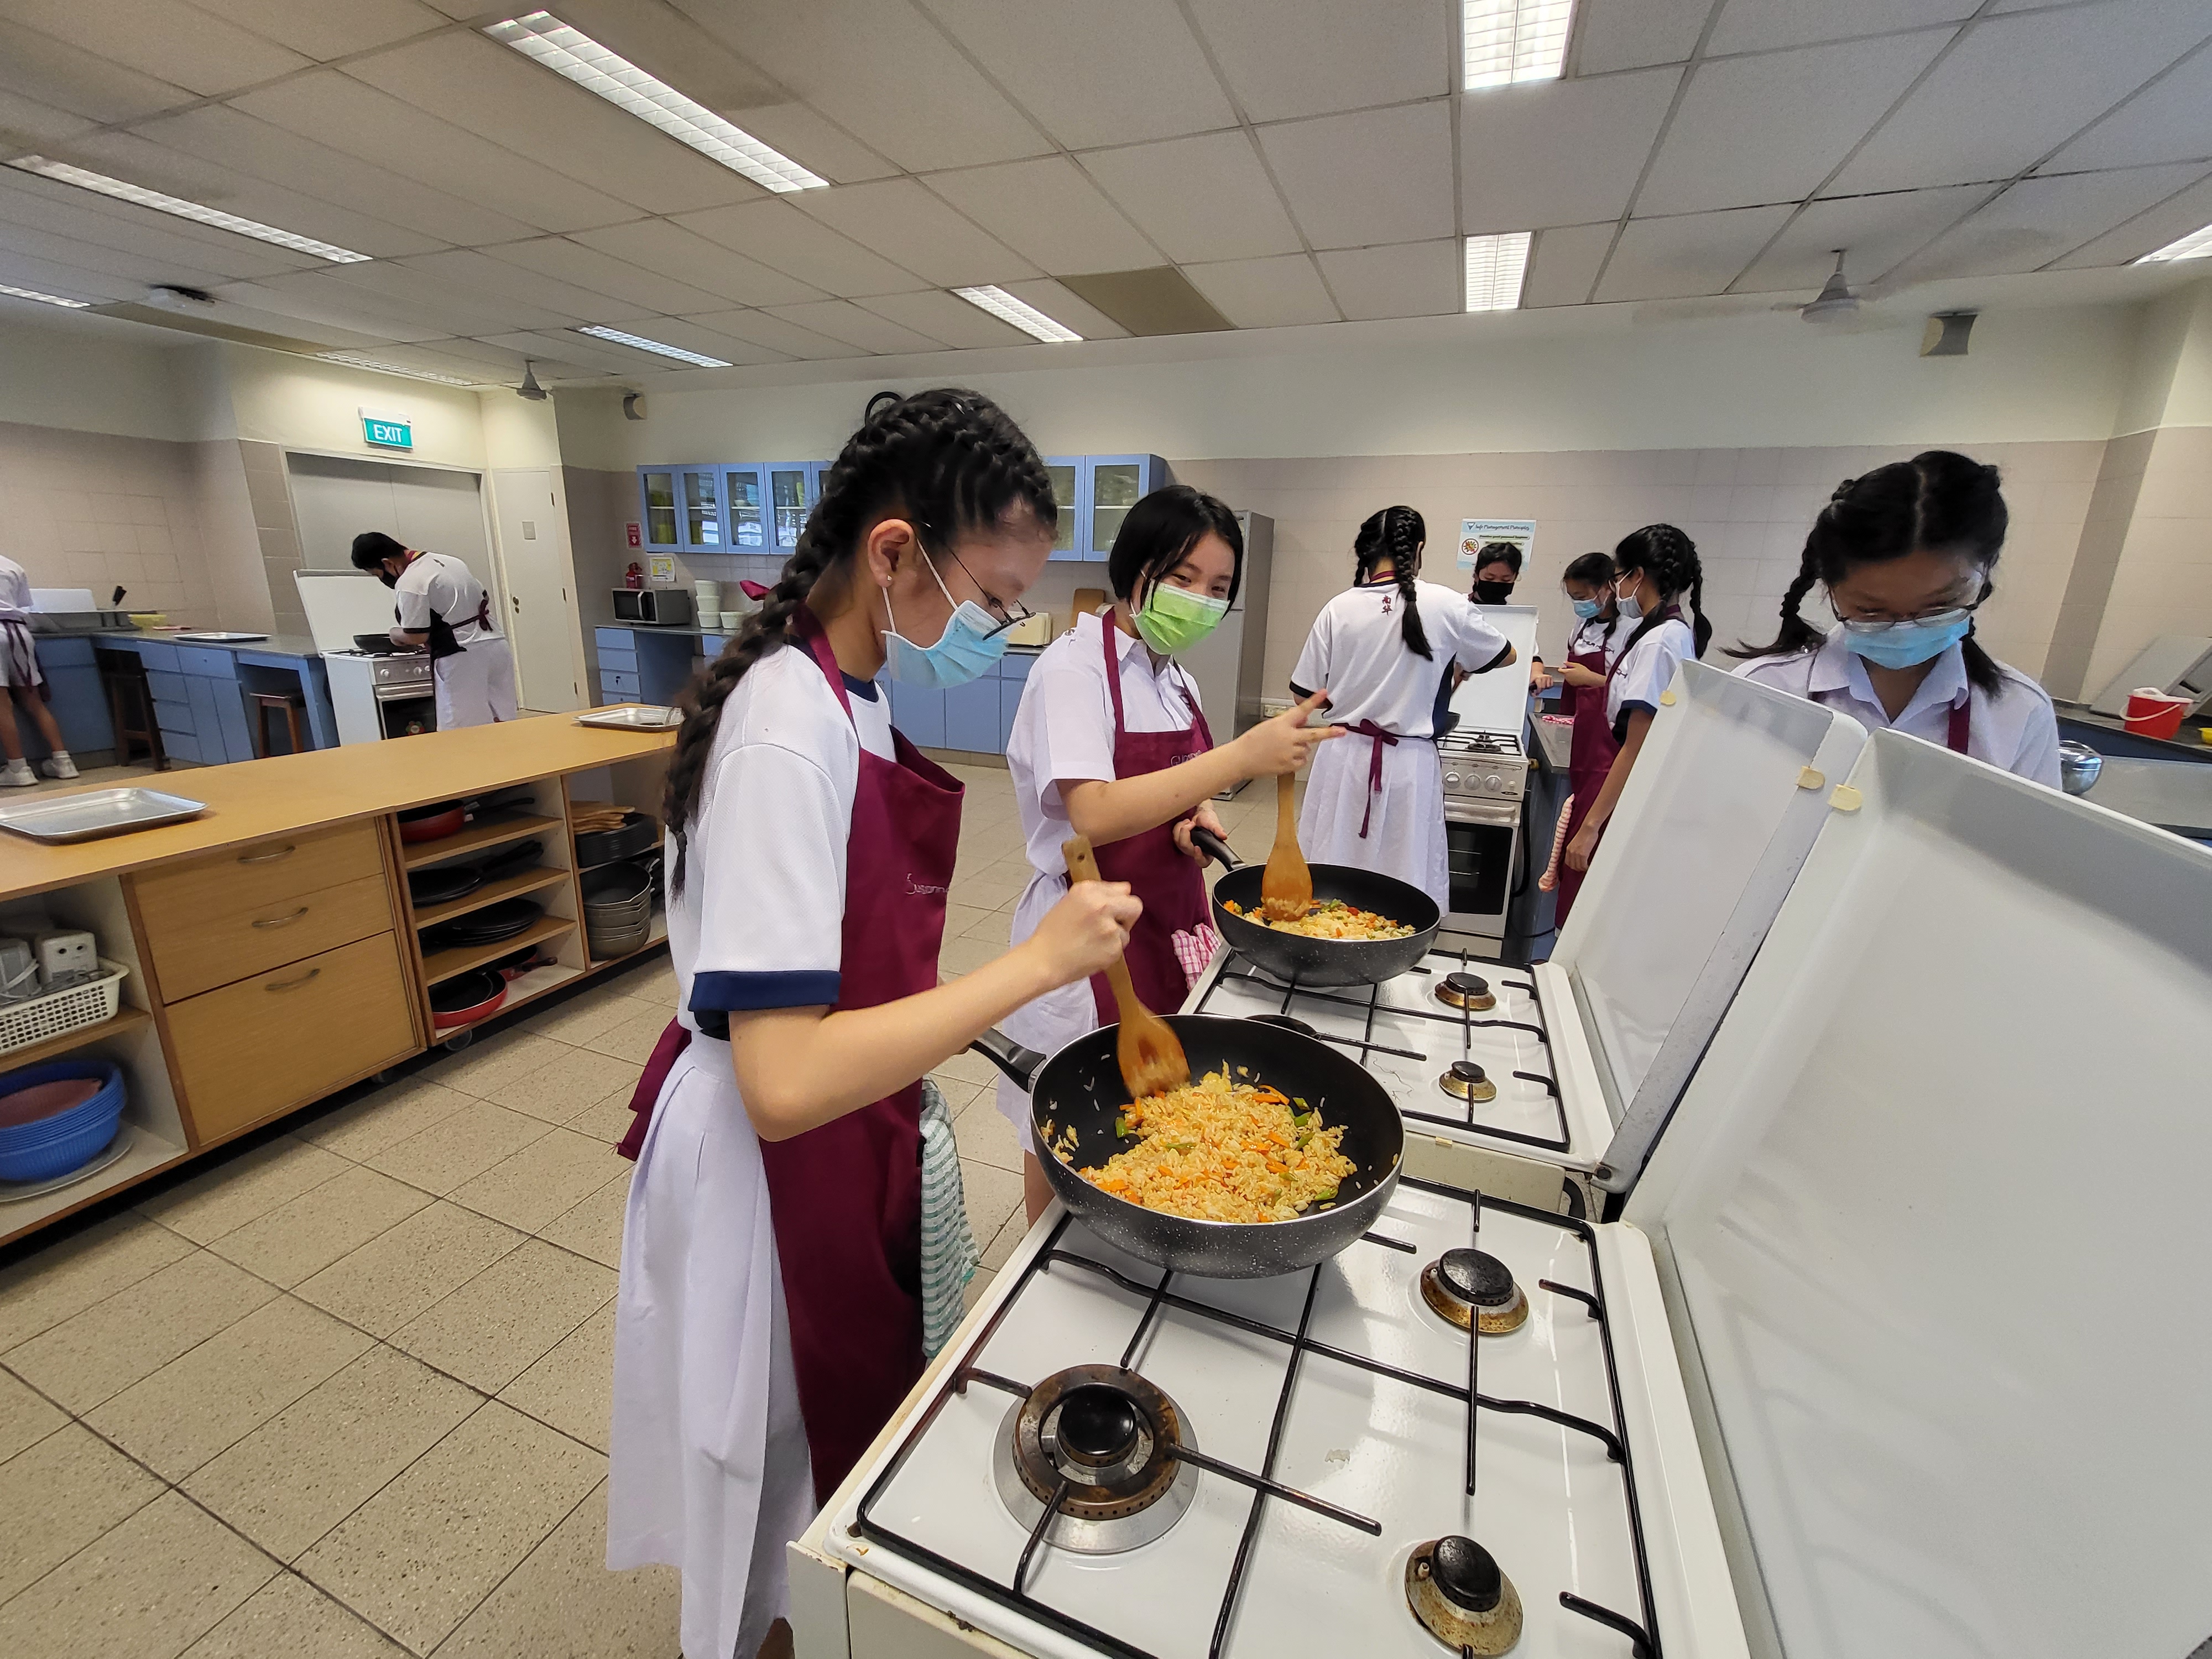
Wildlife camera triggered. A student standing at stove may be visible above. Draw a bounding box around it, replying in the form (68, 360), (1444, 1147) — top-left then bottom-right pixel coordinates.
(608, 390), (1140, 1659)
(1563, 525), (1710, 877)
(1292, 506), (1516, 908)
(1546, 551), (1626, 926)
(997, 486), (1343, 1224)
(1729, 452), (2059, 786)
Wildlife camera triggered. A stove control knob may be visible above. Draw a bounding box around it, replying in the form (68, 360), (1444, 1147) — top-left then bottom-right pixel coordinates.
(1484, 773), (1503, 792)
(1443, 771), (1461, 787)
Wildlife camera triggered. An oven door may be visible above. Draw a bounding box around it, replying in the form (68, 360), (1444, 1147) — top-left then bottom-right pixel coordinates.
(374, 681), (436, 738)
(1442, 796), (1520, 931)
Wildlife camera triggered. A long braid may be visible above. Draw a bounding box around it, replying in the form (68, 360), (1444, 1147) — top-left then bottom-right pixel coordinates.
(1353, 505), (1432, 658)
(1611, 523), (1705, 665)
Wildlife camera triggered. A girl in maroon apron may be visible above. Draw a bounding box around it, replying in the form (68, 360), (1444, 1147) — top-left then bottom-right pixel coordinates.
(1549, 552), (1624, 926)
(609, 390), (1143, 1659)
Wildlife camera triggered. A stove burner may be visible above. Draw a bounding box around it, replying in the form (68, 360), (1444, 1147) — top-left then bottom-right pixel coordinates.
(1406, 1536), (1524, 1656)
(1250, 1014), (1318, 1037)
(991, 1365), (1201, 1554)
(1439, 1059), (1496, 1103)
(1436, 972), (1496, 1011)
(1420, 1248), (1529, 1334)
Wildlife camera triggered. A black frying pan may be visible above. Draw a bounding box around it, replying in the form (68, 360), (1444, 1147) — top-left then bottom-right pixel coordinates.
(406, 839), (544, 907)
(970, 1014), (1402, 1279)
(1191, 827), (1440, 987)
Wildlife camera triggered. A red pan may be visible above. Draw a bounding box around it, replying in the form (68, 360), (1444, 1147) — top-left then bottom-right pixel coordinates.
(430, 968), (505, 1030)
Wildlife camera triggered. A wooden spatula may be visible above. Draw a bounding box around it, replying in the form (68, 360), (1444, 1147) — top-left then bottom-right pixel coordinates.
(1260, 771), (1312, 922)
(1062, 834), (1190, 1100)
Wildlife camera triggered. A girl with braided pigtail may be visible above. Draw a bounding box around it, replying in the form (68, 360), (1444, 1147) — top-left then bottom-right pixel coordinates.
(1729, 451), (2060, 785)
(1290, 505), (1519, 909)
(1563, 523), (1710, 876)
(608, 389), (1142, 1659)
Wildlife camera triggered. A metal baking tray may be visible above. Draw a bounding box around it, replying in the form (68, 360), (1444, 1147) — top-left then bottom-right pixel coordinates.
(0, 787), (208, 843)
(172, 630), (267, 643)
(575, 705), (683, 729)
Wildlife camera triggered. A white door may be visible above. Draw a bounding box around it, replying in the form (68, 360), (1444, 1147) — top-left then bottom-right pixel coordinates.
(488, 469), (582, 712)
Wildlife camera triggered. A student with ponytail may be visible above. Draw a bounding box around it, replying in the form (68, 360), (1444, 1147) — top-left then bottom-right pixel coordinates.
(1291, 505), (1517, 906)
(608, 389), (1142, 1659)
(1563, 523), (1709, 876)
(1730, 451), (2059, 785)
(1546, 550), (1625, 925)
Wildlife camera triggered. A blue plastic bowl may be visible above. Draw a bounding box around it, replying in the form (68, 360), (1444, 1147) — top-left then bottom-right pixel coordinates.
(0, 1061), (126, 1183)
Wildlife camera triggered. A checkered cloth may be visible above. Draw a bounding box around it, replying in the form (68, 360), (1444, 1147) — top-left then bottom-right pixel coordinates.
(1171, 924), (1222, 993)
(919, 1077), (980, 1357)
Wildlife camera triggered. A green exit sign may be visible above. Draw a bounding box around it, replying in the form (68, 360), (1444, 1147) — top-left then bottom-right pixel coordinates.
(360, 409), (413, 450)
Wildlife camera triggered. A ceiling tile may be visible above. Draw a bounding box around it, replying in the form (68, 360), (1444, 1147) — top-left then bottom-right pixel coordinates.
(1460, 67), (1684, 232)
(926, 158), (1161, 276)
(0, 0), (307, 97)
(1313, 238), (1460, 320)
(665, 0), (1051, 172)
(626, 316), (796, 367)
(232, 72), (641, 234)
(226, 273), (453, 341)
(182, 0), (447, 60)
(853, 288), (1032, 349)
(2045, 41), (2212, 171)
(761, 299), (949, 354)
(922, 0), (1239, 149)
(1082, 132), (1303, 262)
(1182, 253), (1339, 327)
(1258, 103), (1454, 249)
(997, 278), (1131, 338)
(1829, 1), (2212, 194)
(1521, 221), (1618, 306)
(0, 211), (241, 293)
(0, 19), (193, 124)
(1592, 204), (1796, 300)
(2052, 169), (2212, 265)
(316, 259), (585, 335)
(343, 33), (765, 218)
(0, 169), (316, 279)
(571, 217), (829, 307)
(1574, 0), (1713, 72)
(1637, 33), (1949, 215)
(712, 103), (898, 186)
(1732, 185), (1988, 290)
(1890, 161), (2211, 279)
(1706, 0), (1973, 56)
(674, 200), (926, 298)
(0, 85), (100, 146)
(679, 309), (869, 360)
(478, 328), (670, 374)
(481, 237), (735, 317)
(795, 179), (1040, 289)
(396, 249), (660, 327)
(0, 248), (142, 305)
(312, 341), (516, 383)
(546, 0), (787, 111)
(1182, 0), (1449, 122)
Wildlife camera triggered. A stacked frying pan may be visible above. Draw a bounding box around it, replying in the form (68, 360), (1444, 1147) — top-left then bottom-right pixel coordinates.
(582, 860), (654, 959)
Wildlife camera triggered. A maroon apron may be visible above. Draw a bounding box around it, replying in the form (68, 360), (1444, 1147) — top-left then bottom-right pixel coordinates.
(1348, 720), (1400, 839)
(1552, 619), (1621, 926)
(1086, 618), (1214, 1022)
(1945, 697), (1970, 755)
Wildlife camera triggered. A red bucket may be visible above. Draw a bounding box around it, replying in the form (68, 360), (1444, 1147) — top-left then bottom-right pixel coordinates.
(2123, 688), (2190, 739)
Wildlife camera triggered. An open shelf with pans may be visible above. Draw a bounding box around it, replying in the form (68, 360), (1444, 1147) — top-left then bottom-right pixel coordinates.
(421, 915), (576, 987)
(589, 909), (670, 969)
(400, 812), (564, 870)
(411, 865), (572, 931)
(431, 961), (585, 1040)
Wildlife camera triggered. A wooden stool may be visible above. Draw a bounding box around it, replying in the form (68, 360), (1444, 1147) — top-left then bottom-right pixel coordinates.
(249, 691), (311, 758)
(93, 648), (165, 770)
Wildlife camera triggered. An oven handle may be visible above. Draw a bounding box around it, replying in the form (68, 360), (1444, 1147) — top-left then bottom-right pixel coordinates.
(1443, 798), (1522, 829)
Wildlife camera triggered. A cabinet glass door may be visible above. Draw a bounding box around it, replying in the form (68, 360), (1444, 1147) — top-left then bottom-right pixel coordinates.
(726, 467), (767, 550)
(1089, 460), (1144, 558)
(640, 469), (679, 550)
(1044, 458), (1080, 560)
(683, 468), (722, 550)
(769, 465), (811, 552)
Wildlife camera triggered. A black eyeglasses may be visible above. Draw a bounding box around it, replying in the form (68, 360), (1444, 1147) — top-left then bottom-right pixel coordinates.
(942, 545), (1034, 638)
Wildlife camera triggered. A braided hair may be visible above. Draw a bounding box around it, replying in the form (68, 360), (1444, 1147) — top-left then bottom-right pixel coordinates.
(1612, 523), (1710, 662)
(1728, 451), (2008, 695)
(664, 387), (1055, 890)
(1353, 505), (1431, 659)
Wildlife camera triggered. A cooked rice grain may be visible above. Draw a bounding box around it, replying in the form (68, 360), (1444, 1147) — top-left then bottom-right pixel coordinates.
(1222, 896), (1415, 941)
(1076, 1069), (1355, 1223)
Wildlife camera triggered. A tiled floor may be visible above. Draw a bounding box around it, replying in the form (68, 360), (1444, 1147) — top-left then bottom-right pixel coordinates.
(0, 760), (1289, 1657)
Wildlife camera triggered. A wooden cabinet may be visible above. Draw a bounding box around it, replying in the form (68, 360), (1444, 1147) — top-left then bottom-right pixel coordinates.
(164, 932), (416, 1144)
(143, 873), (393, 1003)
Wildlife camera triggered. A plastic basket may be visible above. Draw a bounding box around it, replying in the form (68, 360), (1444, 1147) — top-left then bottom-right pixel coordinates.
(0, 961), (129, 1057)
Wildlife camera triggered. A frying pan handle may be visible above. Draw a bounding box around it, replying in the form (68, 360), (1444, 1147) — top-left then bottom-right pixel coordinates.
(1190, 826), (1239, 869)
(967, 1028), (1047, 1091)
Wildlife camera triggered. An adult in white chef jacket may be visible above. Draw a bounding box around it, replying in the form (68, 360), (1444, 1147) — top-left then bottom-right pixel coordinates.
(1291, 506), (1516, 909)
(604, 391), (1136, 1659)
(1564, 524), (1712, 875)
(1729, 452), (2060, 786)
(349, 531), (518, 728)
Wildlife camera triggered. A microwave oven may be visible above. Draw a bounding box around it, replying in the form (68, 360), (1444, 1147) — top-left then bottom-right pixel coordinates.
(611, 587), (692, 627)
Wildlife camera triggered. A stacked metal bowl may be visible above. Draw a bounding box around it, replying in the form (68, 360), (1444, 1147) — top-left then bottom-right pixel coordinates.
(582, 859), (654, 959)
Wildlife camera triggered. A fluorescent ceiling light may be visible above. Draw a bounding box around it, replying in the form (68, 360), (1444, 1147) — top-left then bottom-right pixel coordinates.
(575, 324), (731, 367)
(1464, 0), (1575, 89)
(952, 285), (1081, 343)
(485, 12), (826, 194)
(3, 155), (369, 264)
(0, 281), (89, 309)
(2135, 221), (2212, 264)
(318, 352), (484, 387)
(1464, 232), (1531, 311)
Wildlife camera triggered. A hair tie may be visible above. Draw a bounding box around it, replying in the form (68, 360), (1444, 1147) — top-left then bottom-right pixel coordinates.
(1829, 477), (1858, 504)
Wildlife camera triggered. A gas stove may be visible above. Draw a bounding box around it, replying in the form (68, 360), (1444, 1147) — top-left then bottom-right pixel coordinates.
(1436, 727), (1528, 809)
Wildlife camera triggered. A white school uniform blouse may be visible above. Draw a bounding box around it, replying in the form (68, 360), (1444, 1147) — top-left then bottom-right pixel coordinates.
(393, 551), (500, 645)
(1732, 625), (2061, 787)
(1291, 580), (1512, 734)
(1604, 617), (1698, 742)
(1564, 613), (1628, 670)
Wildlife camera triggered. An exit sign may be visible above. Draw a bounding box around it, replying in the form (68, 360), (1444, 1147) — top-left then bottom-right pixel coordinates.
(360, 408), (413, 450)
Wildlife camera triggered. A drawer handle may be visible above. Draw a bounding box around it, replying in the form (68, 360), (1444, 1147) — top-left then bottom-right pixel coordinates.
(266, 967), (321, 992)
(252, 906), (310, 930)
(238, 843), (296, 865)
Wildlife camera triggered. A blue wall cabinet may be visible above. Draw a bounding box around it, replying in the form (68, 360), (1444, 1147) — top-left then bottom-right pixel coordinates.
(1083, 456), (1168, 561)
(722, 466), (769, 552)
(765, 463), (813, 554)
(637, 466), (725, 552)
(637, 468), (679, 551)
(1042, 457), (1084, 562)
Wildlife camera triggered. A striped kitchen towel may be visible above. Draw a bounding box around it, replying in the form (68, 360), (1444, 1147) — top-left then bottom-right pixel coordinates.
(919, 1078), (980, 1358)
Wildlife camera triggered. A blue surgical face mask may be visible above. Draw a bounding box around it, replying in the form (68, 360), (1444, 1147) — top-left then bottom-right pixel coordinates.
(1570, 596), (1603, 619)
(1614, 576), (1645, 623)
(1840, 612), (1973, 670)
(881, 549), (1006, 688)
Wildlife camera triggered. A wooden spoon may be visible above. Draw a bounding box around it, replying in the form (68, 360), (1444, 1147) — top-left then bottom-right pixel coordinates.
(1062, 834), (1190, 1099)
(1260, 770), (1313, 922)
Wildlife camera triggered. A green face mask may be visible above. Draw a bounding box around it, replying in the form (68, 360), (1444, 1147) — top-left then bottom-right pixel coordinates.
(1133, 582), (1229, 655)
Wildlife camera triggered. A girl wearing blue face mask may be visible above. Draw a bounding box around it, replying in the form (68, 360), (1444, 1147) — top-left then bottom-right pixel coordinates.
(1728, 452), (2058, 787)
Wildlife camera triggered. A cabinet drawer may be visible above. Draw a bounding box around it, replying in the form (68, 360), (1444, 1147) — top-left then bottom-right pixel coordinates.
(176, 645), (236, 679)
(167, 932), (416, 1144)
(131, 640), (181, 673)
(143, 872), (394, 1001)
(145, 670), (186, 705)
(159, 727), (202, 764)
(600, 669), (641, 697)
(596, 646), (637, 675)
(594, 627), (634, 650)
(154, 697), (194, 734)
(133, 820), (385, 964)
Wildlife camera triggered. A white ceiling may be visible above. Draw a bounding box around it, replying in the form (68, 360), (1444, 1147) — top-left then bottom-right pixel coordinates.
(0, 0), (2206, 384)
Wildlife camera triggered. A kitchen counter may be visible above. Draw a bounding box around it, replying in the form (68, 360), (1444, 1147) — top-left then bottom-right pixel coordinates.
(2056, 705), (2212, 764)
(35, 627), (325, 659)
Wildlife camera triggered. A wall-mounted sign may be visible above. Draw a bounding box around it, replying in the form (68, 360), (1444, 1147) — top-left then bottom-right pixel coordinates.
(1458, 518), (1535, 571)
(360, 408), (413, 451)
(647, 556), (676, 585)
(625, 521), (641, 548)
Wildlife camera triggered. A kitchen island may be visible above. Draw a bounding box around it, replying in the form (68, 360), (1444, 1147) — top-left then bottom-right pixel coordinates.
(23, 628), (338, 765)
(0, 710), (674, 1247)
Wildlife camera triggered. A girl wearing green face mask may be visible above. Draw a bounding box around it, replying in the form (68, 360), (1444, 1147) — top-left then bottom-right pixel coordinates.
(994, 484), (1346, 1223)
